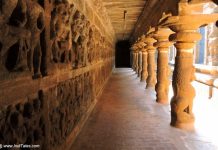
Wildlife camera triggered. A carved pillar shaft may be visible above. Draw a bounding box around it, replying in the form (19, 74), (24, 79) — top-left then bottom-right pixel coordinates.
(138, 51), (142, 77)
(169, 30), (200, 128)
(132, 52), (135, 71)
(133, 52), (137, 71)
(146, 50), (156, 88)
(141, 50), (148, 81)
(154, 28), (173, 104)
(171, 46), (196, 127)
(144, 36), (157, 88)
(135, 52), (139, 74)
(155, 48), (170, 104)
(131, 51), (134, 70)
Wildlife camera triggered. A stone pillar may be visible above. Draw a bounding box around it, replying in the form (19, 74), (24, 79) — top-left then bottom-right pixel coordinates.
(131, 44), (136, 71)
(170, 40), (196, 128)
(132, 49), (136, 71)
(132, 51), (136, 71)
(144, 36), (157, 88)
(163, 1), (218, 129)
(141, 49), (148, 81)
(131, 49), (134, 69)
(138, 51), (142, 77)
(135, 51), (139, 74)
(154, 28), (173, 104)
(131, 45), (138, 71)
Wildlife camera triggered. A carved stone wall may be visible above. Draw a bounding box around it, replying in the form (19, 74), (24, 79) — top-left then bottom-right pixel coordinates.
(0, 0), (115, 149)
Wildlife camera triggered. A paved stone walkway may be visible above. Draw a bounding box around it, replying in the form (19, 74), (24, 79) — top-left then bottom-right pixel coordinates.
(72, 68), (218, 150)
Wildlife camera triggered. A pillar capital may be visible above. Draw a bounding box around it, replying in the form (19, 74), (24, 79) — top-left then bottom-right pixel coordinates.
(136, 35), (147, 52)
(144, 37), (156, 45)
(143, 27), (157, 51)
(141, 48), (148, 53)
(138, 35), (148, 52)
(162, 2), (218, 50)
(153, 27), (174, 51)
(144, 37), (156, 53)
(131, 44), (137, 51)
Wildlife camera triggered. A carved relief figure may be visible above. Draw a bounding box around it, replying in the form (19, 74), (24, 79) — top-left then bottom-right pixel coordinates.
(0, 92), (46, 148)
(87, 26), (94, 64)
(25, 0), (45, 78)
(71, 11), (82, 68)
(0, 0), (31, 73)
(50, 0), (72, 64)
(71, 10), (89, 68)
(82, 20), (91, 66)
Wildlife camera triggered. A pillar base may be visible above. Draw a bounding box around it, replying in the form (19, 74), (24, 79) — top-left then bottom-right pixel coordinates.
(156, 99), (168, 105)
(146, 85), (155, 89)
(170, 121), (195, 131)
(138, 72), (141, 77)
(140, 78), (146, 82)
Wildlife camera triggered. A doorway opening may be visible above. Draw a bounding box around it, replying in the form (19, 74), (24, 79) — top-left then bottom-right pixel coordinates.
(115, 40), (130, 68)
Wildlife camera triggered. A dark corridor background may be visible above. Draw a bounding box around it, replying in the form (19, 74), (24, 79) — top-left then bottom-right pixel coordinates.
(115, 40), (131, 68)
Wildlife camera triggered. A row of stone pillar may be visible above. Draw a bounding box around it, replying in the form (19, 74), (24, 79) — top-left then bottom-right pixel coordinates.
(131, 27), (171, 103)
(131, 0), (218, 130)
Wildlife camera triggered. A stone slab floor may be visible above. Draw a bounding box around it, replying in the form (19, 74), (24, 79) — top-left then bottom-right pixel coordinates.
(71, 68), (218, 150)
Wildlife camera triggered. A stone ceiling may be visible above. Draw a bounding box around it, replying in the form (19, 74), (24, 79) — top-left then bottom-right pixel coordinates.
(131, 0), (179, 42)
(102, 0), (146, 41)
(102, 0), (218, 42)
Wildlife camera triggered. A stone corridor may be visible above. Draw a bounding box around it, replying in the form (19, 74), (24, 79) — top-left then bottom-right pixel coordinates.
(72, 68), (218, 150)
(1, 0), (218, 149)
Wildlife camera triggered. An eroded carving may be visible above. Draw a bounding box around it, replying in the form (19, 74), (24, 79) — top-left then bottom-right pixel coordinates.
(26, 0), (45, 78)
(170, 56), (196, 126)
(0, 1), (115, 149)
(0, 91), (46, 149)
(50, 0), (72, 64)
(0, 0), (31, 73)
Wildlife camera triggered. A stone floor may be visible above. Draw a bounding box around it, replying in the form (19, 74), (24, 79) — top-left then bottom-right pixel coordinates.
(71, 68), (218, 150)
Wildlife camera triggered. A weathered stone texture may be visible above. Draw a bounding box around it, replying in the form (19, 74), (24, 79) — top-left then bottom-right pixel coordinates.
(146, 51), (156, 88)
(0, 0), (115, 149)
(0, 91), (48, 149)
(164, 1), (218, 129)
(141, 51), (148, 81)
(170, 52), (196, 127)
(155, 51), (170, 104)
(138, 51), (142, 77)
(153, 27), (173, 104)
(144, 35), (157, 89)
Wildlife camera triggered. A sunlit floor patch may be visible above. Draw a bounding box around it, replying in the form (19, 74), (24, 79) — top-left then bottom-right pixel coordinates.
(193, 82), (218, 146)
